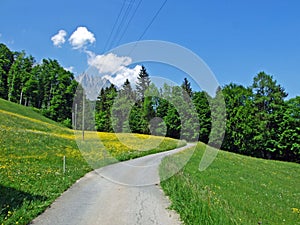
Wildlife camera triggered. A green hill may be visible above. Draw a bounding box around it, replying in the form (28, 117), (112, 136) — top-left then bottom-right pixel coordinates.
(0, 99), (91, 224)
(160, 143), (300, 224)
(0, 98), (183, 225)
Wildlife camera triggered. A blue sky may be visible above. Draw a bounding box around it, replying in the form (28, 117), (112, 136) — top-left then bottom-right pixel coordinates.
(0, 0), (299, 98)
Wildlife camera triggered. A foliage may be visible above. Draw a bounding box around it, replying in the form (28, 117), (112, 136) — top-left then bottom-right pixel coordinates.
(192, 91), (211, 143)
(220, 72), (299, 162)
(221, 83), (254, 154)
(0, 43), (78, 125)
(7, 52), (35, 104)
(0, 44), (14, 99)
(278, 96), (300, 160)
(251, 72), (288, 158)
(207, 87), (226, 147)
(181, 77), (193, 98)
(160, 143), (300, 224)
(94, 68), (299, 162)
(136, 65), (150, 100)
(95, 84), (117, 132)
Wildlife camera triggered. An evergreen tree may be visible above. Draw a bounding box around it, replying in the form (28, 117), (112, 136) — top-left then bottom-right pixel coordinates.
(158, 83), (199, 141)
(132, 66), (155, 134)
(122, 79), (134, 97)
(111, 79), (134, 132)
(129, 103), (149, 134)
(136, 65), (150, 100)
(95, 84), (117, 132)
(181, 77), (193, 98)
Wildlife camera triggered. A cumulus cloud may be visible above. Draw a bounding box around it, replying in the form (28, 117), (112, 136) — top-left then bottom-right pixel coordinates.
(87, 52), (132, 74)
(86, 51), (140, 87)
(69, 27), (96, 49)
(103, 65), (142, 87)
(51, 30), (67, 47)
(50, 25), (140, 88)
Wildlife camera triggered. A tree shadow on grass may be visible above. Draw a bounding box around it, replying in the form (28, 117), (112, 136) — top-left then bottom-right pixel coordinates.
(0, 185), (47, 216)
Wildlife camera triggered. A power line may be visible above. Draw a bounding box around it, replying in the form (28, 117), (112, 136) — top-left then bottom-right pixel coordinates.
(136, 0), (168, 41)
(115, 0), (143, 46)
(109, 0), (136, 50)
(104, 0), (168, 55)
(126, 0), (168, 56)
(103, 0), (127, 52)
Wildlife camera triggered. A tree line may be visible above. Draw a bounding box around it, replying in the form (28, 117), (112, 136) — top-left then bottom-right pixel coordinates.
(0, 43), (78, 127)
(94, 67), (299, 163)
(1, 42), (299, 162)
(94, 67), (200, 141)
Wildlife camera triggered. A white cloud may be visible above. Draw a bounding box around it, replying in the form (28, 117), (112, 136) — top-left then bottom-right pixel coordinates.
(51, 30), (67, 47)
(103, 65), (141, 87)
(64, 66), (74, 73)
(86, 51), (139, 87)
(87, 52), (132, 74)
(69, 27), (95, 49)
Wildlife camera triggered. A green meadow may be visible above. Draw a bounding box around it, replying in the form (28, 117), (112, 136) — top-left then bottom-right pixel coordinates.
(0, 98), (183, 225)
(160, 143), (300, 224)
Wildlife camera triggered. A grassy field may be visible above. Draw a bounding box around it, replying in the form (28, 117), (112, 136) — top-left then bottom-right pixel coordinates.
(160, 143), (300, 225)
(0, 98), (184, 225)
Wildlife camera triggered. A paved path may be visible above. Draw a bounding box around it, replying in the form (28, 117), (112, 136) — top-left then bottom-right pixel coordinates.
(31, 143), (195, 225)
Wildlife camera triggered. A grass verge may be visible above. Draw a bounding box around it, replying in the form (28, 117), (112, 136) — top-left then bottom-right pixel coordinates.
(160, 143), (300, 225)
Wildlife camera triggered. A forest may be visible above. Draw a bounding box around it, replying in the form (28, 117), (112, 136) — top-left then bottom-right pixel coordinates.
(0, 43), (77, 127)
(1, 43), (299, 162)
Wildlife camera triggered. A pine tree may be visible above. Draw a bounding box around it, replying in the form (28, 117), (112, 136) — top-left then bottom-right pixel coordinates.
(181, 77), (193, 98)
(95, 84), (117, 132)
(136, 66), (150, 100)
(111, 79), (134, 132)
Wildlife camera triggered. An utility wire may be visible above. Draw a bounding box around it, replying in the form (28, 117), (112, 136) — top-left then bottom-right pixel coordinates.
(126, 0), (168, 56)
(104, 0), (167, 56)
(115, 0), (143, 46)
(109, 0), (136, 50)
(103, 0), (127, 52)
(136, 0), (168, 41)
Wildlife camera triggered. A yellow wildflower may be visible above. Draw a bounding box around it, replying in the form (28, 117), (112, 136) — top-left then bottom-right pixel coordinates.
(292, 208), (300, 214)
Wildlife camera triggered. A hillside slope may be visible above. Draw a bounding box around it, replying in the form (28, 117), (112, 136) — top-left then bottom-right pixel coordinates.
(160, 143), (300, 224)
(0, 99), (91, 224)
(0, 99), (183, 224)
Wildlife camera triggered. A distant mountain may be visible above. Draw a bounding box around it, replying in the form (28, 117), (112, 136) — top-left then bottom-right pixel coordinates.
(76, 70), (111, 100)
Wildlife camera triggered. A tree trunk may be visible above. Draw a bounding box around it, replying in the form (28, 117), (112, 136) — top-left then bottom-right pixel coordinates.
(19, 90), (23, 105)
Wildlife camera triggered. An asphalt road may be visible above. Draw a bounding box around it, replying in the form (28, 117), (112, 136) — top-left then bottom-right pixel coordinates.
(31, 143), (195, 225)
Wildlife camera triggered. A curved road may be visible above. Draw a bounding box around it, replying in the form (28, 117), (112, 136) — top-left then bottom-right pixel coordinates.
(31, 143), (195, 225)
